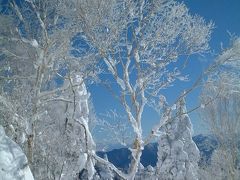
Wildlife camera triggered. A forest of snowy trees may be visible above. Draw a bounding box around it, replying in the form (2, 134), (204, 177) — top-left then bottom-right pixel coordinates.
(0, 0), (239, 180)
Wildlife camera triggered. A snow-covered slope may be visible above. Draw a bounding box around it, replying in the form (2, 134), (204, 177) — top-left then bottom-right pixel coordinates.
(0, 125), (34, 180)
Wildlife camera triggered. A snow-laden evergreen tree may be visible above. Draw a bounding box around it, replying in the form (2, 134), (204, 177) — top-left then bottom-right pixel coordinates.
(156, 97), (200, 180)
(0, 125), (34, 180)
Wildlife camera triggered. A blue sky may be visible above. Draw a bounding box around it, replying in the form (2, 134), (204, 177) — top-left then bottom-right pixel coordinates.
(182, 0), (240, 134)
(89, 0), (240, 142)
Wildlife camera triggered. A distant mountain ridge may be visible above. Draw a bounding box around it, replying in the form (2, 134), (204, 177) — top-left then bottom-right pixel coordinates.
(96, 134), (218, 170)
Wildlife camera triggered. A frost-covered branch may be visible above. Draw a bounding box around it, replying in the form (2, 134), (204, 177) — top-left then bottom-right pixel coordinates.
(0, 0), (99, 179)
(199, 38), (240, 180)
(72, 0), (213, 179)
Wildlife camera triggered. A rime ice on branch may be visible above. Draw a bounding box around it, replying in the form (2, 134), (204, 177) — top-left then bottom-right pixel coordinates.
(71, 0), (212, 178)
(0, 0), (99, 179)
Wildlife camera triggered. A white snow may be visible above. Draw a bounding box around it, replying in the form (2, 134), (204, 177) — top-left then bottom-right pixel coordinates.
(31, 39), (38, 48)
(0, 126), (34, 180)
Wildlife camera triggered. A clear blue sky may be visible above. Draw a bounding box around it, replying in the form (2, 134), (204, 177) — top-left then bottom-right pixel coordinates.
(89, 0), (240, 143)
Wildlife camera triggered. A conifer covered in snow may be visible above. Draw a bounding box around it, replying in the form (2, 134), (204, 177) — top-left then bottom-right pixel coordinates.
(156, 97), (200, 180)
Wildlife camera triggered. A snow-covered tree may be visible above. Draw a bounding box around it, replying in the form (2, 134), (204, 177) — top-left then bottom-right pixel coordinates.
(31, 75), (96, 179)
(0, 0), (98, 179)
(200, 38), (240, 180)
(71, 0), (212, 179)
(1, 0), (215, 179)
(156, 97), (200, 180)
